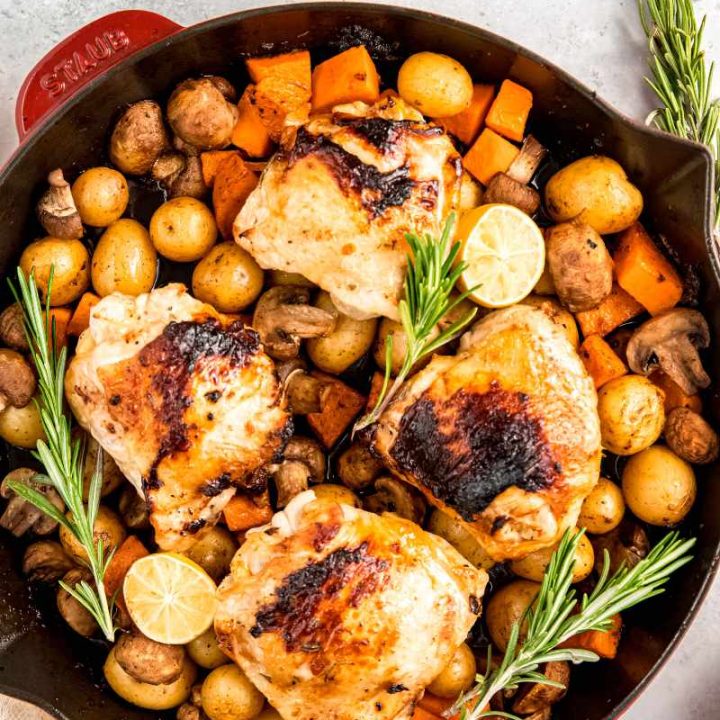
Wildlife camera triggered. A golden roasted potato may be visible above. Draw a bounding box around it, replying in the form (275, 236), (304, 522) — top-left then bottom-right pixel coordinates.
(544, 156), (643, 234)
(186, 627), (230, 669)
(104, 647), (196, 710)
(201, 665), (265, 720)
(427, 508), (495, 569)
(72, 167), (129, 227)
(312, 483), (361, 508)
(92, 219), (157, 297)
(59, 505), (126, 564)
(0, 394), (46, 448)
(578, 477), (625, 534)
(109, 100), (169, 175)
(597, 375), (665, 456)
(622, 445), (696, 526)
(192, 242), (263, 312)
(267, 269), (315, 288)
(150, 197), (217, 262)
(485, 579), (539, 652)
(520, 295), (579, 348)
(183, 526), (237, 582)
(19, 237), (90, 306)
(307, 291), (376, 374)
(510, 531), (594, 583)
(398, 52), (473, 118)
(427, 643), (477, 698)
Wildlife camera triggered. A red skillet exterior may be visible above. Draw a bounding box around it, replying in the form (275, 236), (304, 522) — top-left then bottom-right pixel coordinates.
(0, 5), (718, 720)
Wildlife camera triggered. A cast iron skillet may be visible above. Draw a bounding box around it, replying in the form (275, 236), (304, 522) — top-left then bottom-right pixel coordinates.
(0, 4), (718, 720)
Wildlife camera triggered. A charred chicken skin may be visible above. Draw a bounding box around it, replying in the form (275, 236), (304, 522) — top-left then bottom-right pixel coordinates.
(215, 491), (487, 720)
(373, 305), (602, 561)
(65, 285), (290, 551)
(234, 96), (462, 321)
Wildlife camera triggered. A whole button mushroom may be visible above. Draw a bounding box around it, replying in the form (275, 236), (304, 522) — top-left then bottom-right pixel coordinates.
(664, 407), (719, 465)
(0, 304), (29, 351)
(0, 349), (36, 412)
(109, 100), (170, 176)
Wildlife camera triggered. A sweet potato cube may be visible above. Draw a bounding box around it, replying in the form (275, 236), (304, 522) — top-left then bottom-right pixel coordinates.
(212, 153), (258, 239)
(67, 292), (100, 337)
(439, 84), (495, 145)
(579, 334), (627, 388)
(223, 491), (273, 532)
(463, 128), (519, 186)
(311, 45), (380, 112)
(307, 372), (365, 448)
(575, 283), (644, 337)
(485, 79), (533, 142)
(649, 370), (703, 414)
(230, 87), (274, 158)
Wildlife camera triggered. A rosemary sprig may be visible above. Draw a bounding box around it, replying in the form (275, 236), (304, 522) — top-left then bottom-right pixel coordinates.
(451, 529), (695, 720)
(640, 0), (720, 226)
(7, 268), (116, 641)
(353, 214), (478, 432)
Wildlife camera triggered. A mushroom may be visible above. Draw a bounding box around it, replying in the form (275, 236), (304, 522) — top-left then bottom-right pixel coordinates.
(273, 435), (326, 507)
(336, 442), (384, 491)
(167, 77), (239, 150)
(119, 485), (150, 530)
(115, 631), (187, 685)
(57, 567), (99, 636)
(177, 704), (205, 720)
(626, 308), (710, 394)
(512, 661), (569, 714)
(252, 286), (336, 360)
(0, 349), (36, 412)
(22, 540), (75, 582)
(109, 100), (170, 175)
(591, 518), (649, 575)
(207, 75), (237, 102)
(363, 476), (426, 523)
(0, 468), (64, 536)
(483, 173), (540, 216)
(664, 407), (719, 464)
(152, 151), (208, 199)
(276, 358), (333, 414)
(507, 135), (547, 185)
(0, 304), (29, 351)
(36, 169), (83, 239)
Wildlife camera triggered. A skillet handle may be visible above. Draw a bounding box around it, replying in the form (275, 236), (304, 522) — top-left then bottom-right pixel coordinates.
(15, 9), (182, 140)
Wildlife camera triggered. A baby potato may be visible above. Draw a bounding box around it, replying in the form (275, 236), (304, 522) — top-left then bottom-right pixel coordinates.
(398, 52), (473, 118)
(201, 664), (265, 720)
(427, 508), (495, 569)
(312, 483), (361, 508)
(510, 531), (594, 583)
(150, 197), (217, 262)
(91, 219), (157, 297)
(183, 526), (237, 582)
(427, 643), (476, 698)
(374, 318), (438, 376)
(544, 156), (643, 235)
(72, 167), (129, 227)
(485, 579), (540, 652)
(186, 627), (230, 669)
(307, 292), (376, 374)
(19, 237), (90, 306)
(578, 477), (625, 534)
(104, 646), (196, 710)
(519, 295), (579, 348)
(59, 505), (126, 564)
(622, 445), (696, 526)
(0, 394), (46, 448)
(192, 242), (263, 312)
(267, 269), (315, 288)
(597, 375), (665, 456)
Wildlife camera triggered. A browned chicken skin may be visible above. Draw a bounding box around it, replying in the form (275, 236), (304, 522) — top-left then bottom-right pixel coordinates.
(65, 285), (290, 550)
(373, 305), (602, 561)
(215, 491), (487, 720)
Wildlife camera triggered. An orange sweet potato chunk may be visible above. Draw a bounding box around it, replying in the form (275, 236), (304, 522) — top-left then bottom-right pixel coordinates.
(212, 154), (258, 239)
(485, 79), (533, 142)
(575, 283), (644, 337)
(311, 45), (380, 112)
(463, 128), (520, 186)
(439, 84), (495, 145)
(579, 334), (627, 388)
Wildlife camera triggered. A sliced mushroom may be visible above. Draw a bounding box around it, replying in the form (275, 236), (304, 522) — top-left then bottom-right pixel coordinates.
(483, 173), (540, 216)
(0, 468), (64, 536)
(363, 476), (426, 523)
(591, 519), (649, 575)
(152, 151), (186, 185)
(119, 485), (150, 530)
(626, 309), (710, 394)
(22, 540), (75, 582)
(0, 304), (28, 351)
(253, 286), (336, 360)
(0, 349), (36, 412)
(273, 436), (326, 507)
(664, 407), (719, 464)
(507, 135), (547, 185)
(57, 568), (99, 636)
(168, 155), (207, 199)
(115, 631), (186, 685)
(109, 100), (170, 175)
(336, 442), (384, 491)
(36, 169), (83, 239)
(512, 661), (569, 714)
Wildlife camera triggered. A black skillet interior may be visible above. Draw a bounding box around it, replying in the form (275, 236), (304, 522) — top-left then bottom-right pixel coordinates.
(0, 4), (718, 720)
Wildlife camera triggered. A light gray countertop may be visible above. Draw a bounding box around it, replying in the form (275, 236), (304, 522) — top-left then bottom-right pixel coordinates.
(0, 1), (718, 719)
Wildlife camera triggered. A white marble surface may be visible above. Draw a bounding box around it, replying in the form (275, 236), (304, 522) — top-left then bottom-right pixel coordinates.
(0, 0), (718, 718)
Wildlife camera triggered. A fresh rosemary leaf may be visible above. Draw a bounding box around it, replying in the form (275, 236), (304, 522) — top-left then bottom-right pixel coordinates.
(353, 214), (478, 432)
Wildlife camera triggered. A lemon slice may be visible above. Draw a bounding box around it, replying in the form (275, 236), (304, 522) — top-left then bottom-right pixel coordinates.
(123, 552), (218, 644)
(457, 203), (545, 308)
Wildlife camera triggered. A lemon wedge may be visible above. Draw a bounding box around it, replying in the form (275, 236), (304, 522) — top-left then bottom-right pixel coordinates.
(123, 552), (218, 644)
(457, 203), (545, 308)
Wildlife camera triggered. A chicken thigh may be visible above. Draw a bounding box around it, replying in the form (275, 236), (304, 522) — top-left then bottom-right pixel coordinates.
(215, 491), (487, 720)
(234, 96), (462, 320)
(373, 305), (602, 561)
(65, 285), (290, 550)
